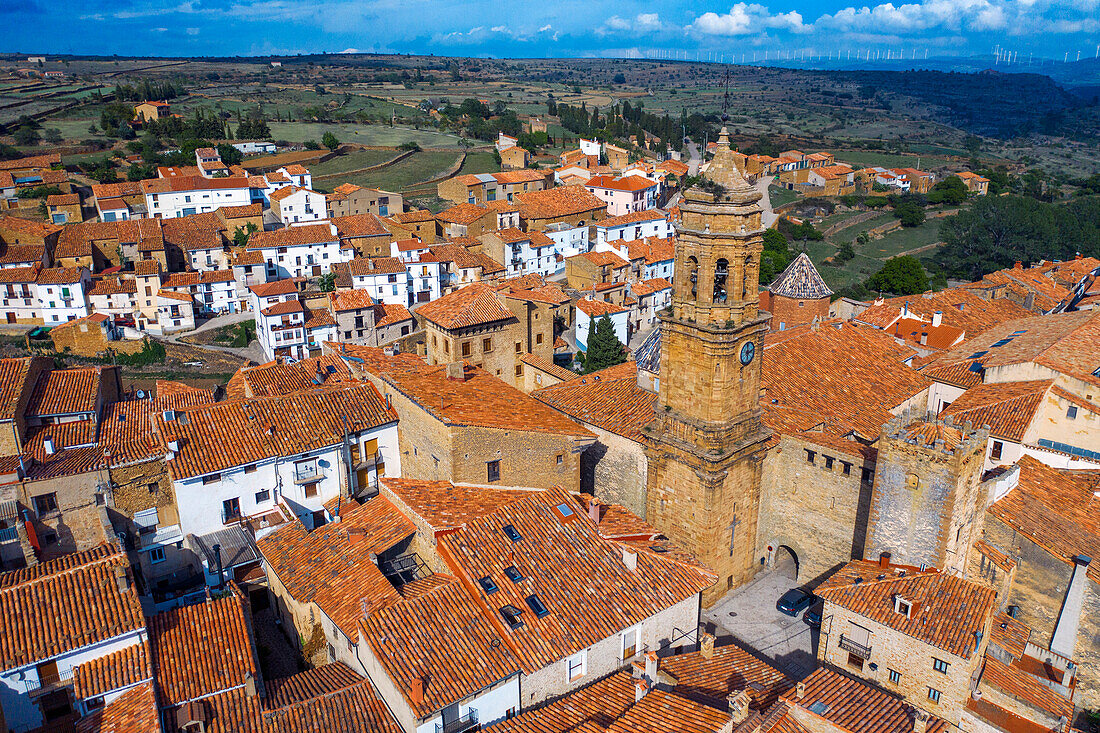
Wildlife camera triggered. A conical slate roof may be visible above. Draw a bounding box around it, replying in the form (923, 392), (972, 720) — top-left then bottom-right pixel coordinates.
(769, 252), (833, 299)
(634, 328), (661, 373)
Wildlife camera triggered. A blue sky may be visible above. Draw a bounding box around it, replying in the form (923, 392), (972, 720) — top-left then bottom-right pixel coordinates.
(2, 0), (1098, 62)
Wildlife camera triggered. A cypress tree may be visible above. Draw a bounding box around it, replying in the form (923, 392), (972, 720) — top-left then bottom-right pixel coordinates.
(584, 315), (626, 374)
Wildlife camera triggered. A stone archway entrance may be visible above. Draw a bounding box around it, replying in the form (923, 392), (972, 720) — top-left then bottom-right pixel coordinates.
(774, 545), (799, 581)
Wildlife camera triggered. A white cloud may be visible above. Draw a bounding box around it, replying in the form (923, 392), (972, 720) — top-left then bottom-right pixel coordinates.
(689, 4), (807, 36)
(599, 12), (663, 35)
(185, 27), (200, 35)
(816, 0), (1009, 34)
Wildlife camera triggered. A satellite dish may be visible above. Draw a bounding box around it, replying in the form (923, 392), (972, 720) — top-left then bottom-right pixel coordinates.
(136, 390), (146, 399)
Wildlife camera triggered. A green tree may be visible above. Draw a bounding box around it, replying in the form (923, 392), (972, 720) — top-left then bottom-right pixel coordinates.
(216, 143), (243, 166)
(321, 132), (340, 151)
(866, 255), (929, 295)
(13, 127), (39, 146)
(583, 315), (626, 373)
(894, 200), (926, 227)
(44, 129), (62, 144)
(318, 272), (337, 292)
(928, 175), (968, 205)
(835, 241), (856, 263)
(232, 222), (258, 249)
(759, 228), (791, 284)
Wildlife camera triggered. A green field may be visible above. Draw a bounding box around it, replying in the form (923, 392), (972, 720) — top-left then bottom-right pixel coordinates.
(264, 123), (470, 149)
(768, 185), (799, 207)
(827, 149), (954, 170)
(860, 218), (945, 259)
(334, 150), (462, 192)
(309, 149), (402, 179)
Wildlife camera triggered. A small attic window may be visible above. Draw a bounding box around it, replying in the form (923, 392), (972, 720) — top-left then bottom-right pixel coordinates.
(502, 524), (522, 542)
(478, 576), (499, 594)
(809, 701), (829, 715)
(990, 338), (1013, 347)
(526, 594), (550, 618)
(895, 596), (913, 617)
(504, 566), (524, 583)
(500, 604), (525, 629)
(967, 350), (987, 359)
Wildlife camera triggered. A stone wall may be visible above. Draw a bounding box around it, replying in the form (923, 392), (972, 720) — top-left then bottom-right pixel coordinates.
(979, 515), (1100, 709)
(451, 424), (583, 492)
(758, 436), (876, 586)
(580, 425), (647, 517)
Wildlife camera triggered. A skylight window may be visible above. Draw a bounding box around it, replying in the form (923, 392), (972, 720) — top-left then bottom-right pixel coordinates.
(968, 362), (985, 373)
(502, 524), (523, 542)
(504, 566), (524, 583)
(526, 594), (550, 618)
(500, 604), (525, 629)
(478, 576), (499, 594)
(967, 351), (988, 359)
(990, 338), (1013, 347)
(555, 502), (574, 517)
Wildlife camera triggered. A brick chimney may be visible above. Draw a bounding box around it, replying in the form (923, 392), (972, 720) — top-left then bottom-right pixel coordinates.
(410, 676), (425, 706)
(587, 496), (600, 524)
(795, 681), (806, 700)
(1014, 260), (1023, 270)
(913, 710), (929, 733)
(243, 671), (257, 698)
(644, 651), (658, 685)
(700, 633), (715, 659)
(727, 690), (751, 725)
(879, 551), (892, 569)
(634, 679), (648, 703)
(932, 311), (942, 328)
(446, 362), (465, 381)
(622, 547), (637, 571)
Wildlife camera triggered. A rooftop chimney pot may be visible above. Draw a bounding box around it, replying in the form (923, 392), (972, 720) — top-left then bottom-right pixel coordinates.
(879, 552), (892, 569)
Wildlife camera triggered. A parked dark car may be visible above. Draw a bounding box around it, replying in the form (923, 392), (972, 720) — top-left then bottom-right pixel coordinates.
(777, 588), (814, 617)
(803, 605), (822, 628)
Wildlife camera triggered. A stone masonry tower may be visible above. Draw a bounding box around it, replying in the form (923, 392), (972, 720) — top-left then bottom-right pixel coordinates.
(645, 128), (772, 606)
(866, 415), (989, 576)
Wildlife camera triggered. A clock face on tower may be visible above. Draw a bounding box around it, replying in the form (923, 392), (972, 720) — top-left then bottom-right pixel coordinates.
(739, 341), (755, 366)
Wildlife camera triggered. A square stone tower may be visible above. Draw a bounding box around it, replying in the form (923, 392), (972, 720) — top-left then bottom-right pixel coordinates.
(645, 129), (773, 606)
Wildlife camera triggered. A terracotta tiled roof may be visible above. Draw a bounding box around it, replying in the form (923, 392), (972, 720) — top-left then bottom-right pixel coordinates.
(258, 497), (414, 637)
(89, 278), (137, 296)
(938, 379), (1052, 441)
(249, 279), (298, 298)
(332, 213), (389, 238)
(980, 655), (1075, 721)
(586, 175), (656, 192)
(438, 485), (716, 673)
(519, 353), (577, 381)
(381, 478), (538, 531)
(989, 611), (1030, 659)
(608, 689), (730, 733)
(0, 545), (143, 671)
(149, 585), (259, 706)
(576, 298), (628, 317)
(360, 576), (521, 718)
(437, 203), (489, 225)
(660, 642), (792, 711)
(597, 209), (668, 228)
(219, 202), (262, 218)
(0, 153), (61, 171)
(816, 560), (997, 657)
(26, 367), (100, 417)
(632, 277), (672, 296)
(37, 266), (86, 285)
(761, 321), (928, 446)
(247, 223), (337, 249)
(75, 680), (158, 733)
(493, 170), (546, 184)
(986, 455), (1100, 584)
(329, 289), (375, 311)
(0, 265), (39, 283)
(416, 283), (515, 330)
(626, 237), (675, 265)
(264, 662), (363, 707)
(381, 361), (593, 437)
(98, 398), (162, 464)
(156, 383), (398, 479)
(886, 317), (965, 351)
(534, 362), (654, 442)
(0, 244), (45, 266)
(374, 302), (412, 327)
(492, 669), (637, 733)
(427, 243), (505, 274)
(230, 356), (354, 399)
(571, 250), (629, 268)
(769, 253), (832, 299)
(514, 185), (606, 220)
(0, 357), (34, 422)
(345, 256), (406, 276)
(855, 289), (1031, 337)
(785, 667), (948, 733)
(46, 193), (79, 206)
(162, 215), (226, 251)
(269, 184), (320, 203)
(0, 215), (62, 239)
(920, 310), (1100, 388)
(73, 639), (151, 699)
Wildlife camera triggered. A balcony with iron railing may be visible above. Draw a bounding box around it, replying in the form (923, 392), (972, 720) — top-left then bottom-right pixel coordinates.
(25, 666), (74, 696)
(0, 526), (18, 544)
(293, 464), (324, 484)
(839, 635), (872, 659)
(436, 709), (478, 733)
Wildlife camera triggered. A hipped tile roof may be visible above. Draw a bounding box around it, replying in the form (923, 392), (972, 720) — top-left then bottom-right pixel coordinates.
(816, 560), (996, 658)
(416, 283), (515, 330)
(381, 478), (539, 531)
(438, 485), (716, 673)
(533, 362), (654, 443)
(0, 545), (143, 671)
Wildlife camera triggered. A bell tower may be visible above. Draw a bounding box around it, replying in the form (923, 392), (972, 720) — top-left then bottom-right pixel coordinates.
(645, 128), (772, 605)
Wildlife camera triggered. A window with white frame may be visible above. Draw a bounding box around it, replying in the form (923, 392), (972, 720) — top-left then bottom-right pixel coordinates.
(566, 650), (587, 682)
(621, 627), (638, 660)
(149, 546), (166, 564)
